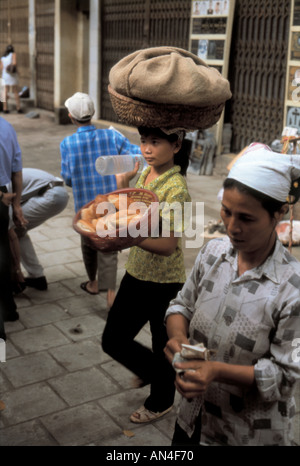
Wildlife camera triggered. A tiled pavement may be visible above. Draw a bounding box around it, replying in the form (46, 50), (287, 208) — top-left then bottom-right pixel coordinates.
(0, 109), (299, 447)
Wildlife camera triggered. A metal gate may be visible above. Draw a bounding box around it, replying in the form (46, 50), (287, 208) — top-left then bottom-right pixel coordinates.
(100, 0), (191, 122)
(0, 0), (29, 91)
(227, 0), (291, 151)
(35, 0), (54, 110)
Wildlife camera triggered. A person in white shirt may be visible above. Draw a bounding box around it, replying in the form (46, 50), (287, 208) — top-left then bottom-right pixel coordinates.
(8, 168), (69, 293)
(0, 44), (21, 113)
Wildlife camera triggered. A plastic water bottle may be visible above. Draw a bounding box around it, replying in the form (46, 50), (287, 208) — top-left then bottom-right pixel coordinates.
(95, 154), (145, 175)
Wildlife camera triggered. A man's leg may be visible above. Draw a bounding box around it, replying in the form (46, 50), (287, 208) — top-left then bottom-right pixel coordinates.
(20, 187), (69, 231)
(19, 233), (44, 278)
(17, 186), (69, 290)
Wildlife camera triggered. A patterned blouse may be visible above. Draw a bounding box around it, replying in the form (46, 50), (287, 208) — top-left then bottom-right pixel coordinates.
(166, 236), (300, 445)
(125, 165), (191, 283)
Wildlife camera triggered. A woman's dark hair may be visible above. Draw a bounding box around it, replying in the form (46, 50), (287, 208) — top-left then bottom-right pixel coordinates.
(137, 126), (190, 176)
(4, 45), (14, 56)
(223, 178), (292, 218)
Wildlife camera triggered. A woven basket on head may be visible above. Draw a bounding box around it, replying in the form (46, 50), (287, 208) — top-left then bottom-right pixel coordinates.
(108, 85), (225, 132)
(73, 188), (159, 253)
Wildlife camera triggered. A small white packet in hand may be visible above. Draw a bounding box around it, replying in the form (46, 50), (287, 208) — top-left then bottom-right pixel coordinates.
(181, 343), (209, 360)
(172, 343), (215, 374)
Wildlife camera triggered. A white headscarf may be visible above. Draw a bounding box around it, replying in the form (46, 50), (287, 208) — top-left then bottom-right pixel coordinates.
(227, 143), (300, 202)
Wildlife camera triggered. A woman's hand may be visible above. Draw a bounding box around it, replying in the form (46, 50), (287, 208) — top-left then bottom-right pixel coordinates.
(174, 359), (255, 399)
(164, 334), (189, 364)
(174, 360), (218, 399)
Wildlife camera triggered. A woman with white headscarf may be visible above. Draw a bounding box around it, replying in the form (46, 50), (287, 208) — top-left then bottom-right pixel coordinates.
(164, 143), (300, 446)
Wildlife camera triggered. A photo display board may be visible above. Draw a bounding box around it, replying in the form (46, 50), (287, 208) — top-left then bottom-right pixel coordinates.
(189, 0), (236, 154)
(284, 1), (300, 130)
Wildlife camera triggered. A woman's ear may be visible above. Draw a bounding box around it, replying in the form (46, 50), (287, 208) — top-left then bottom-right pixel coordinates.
(280, 204), (289, 217)
(274, 204), (289, 224)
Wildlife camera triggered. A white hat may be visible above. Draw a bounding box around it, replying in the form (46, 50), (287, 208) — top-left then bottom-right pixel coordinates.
(227, 143), (300, 202)
(65, 92), (95, 122)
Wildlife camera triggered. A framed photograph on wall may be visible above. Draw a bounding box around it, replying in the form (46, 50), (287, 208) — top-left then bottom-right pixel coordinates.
(287, 66), (300, 102)
(293, 0), (300, 25)
(189, 0), (235, 154)
(192, 0), (229, 17)
(214, 1), (229, 15)
(286, 106), (300, 128)
(207, 40), (224, 59)
(291, 31), (300, 60)
(192, 17), (227, 34)
(191, 39), (207, 58)
(191, 39), (224, 60)
(192, 1), (208, 16)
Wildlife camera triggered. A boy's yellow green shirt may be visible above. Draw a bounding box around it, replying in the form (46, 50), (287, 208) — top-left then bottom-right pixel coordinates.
(125, 165), (191, 283)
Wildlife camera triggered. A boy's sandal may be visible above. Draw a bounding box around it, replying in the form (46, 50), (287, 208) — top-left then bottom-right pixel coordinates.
(130, 405), (173, 424)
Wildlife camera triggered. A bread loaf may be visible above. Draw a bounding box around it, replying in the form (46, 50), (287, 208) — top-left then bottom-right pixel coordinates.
(76, 219), (96, 232)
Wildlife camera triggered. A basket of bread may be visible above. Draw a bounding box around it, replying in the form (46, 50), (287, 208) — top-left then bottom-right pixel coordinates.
(73, 188), (159, 252)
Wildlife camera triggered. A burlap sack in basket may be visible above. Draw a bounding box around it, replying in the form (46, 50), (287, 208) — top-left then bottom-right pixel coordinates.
(108, 46), (232, 131)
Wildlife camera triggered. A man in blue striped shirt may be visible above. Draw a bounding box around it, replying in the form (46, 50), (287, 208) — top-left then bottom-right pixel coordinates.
(60, 92), (141, 307)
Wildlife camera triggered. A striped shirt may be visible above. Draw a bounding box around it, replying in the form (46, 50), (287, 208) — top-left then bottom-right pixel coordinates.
(60, 125), (141, 212)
